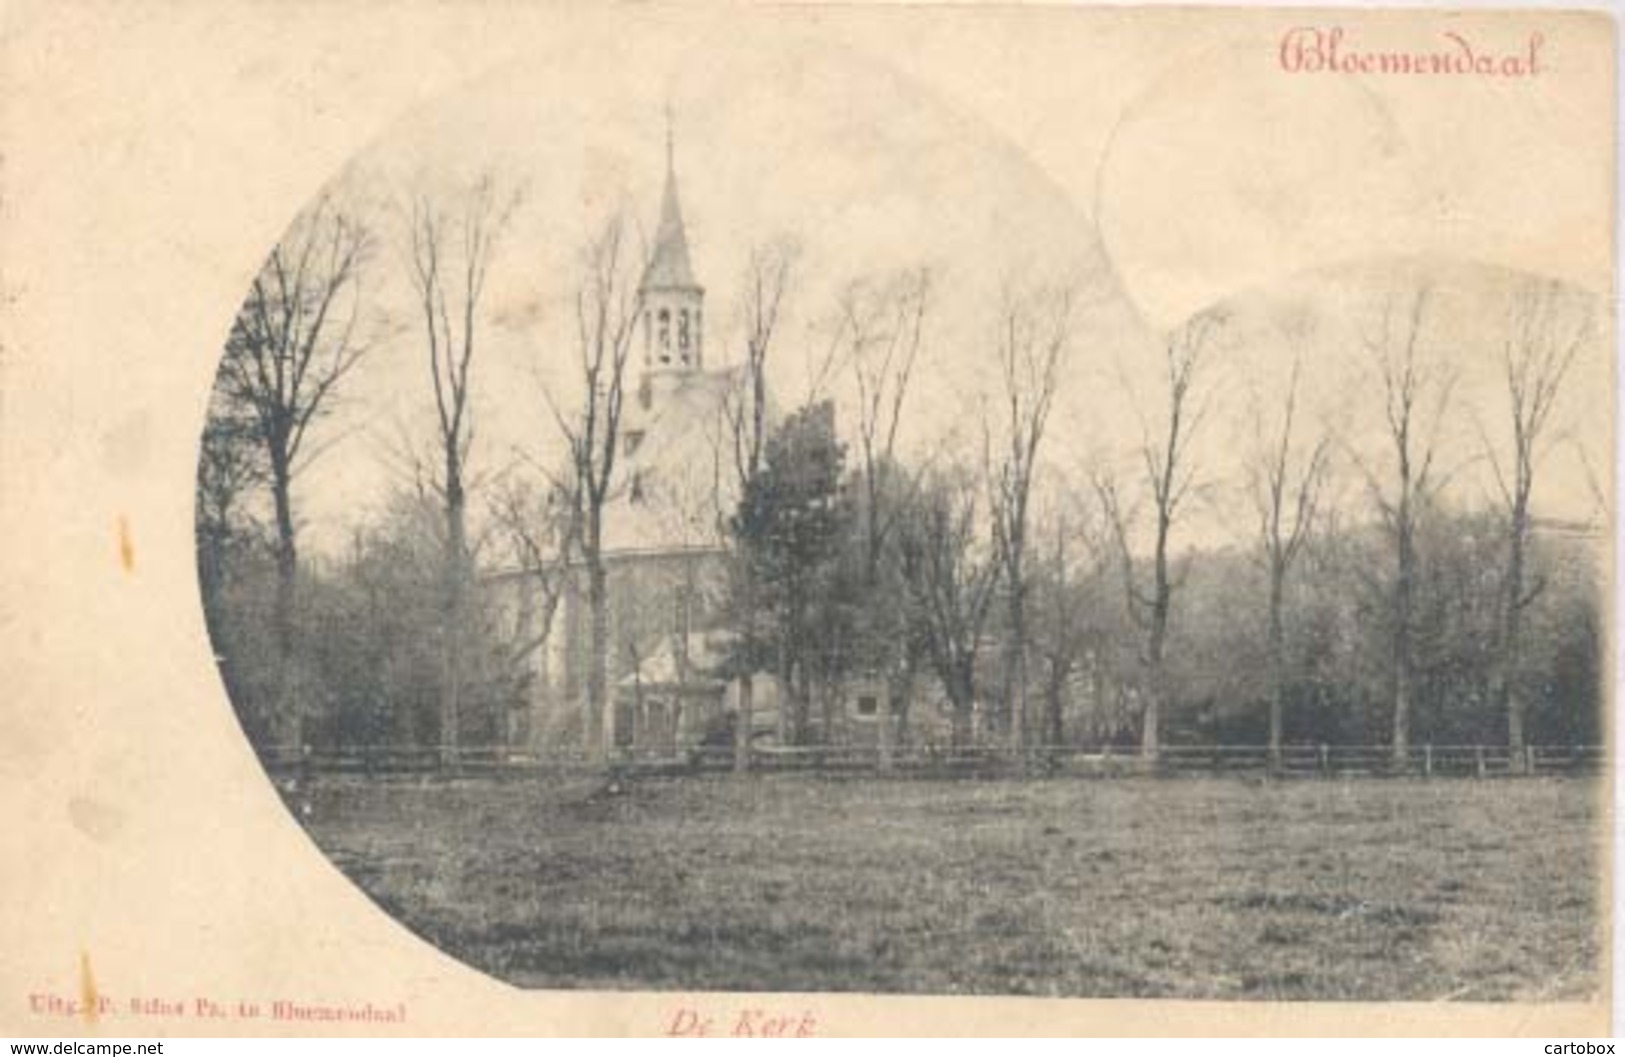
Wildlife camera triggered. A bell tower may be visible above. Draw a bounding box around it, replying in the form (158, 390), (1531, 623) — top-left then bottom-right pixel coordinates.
(638, 114), (704, 390)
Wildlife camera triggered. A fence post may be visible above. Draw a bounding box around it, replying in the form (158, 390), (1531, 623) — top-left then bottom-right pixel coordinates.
(1525, 745), (1537, 776)
(1424, 743), (1433, 778)
(1318, 743), (1330, 778)
(1474, 744), (1486, 779)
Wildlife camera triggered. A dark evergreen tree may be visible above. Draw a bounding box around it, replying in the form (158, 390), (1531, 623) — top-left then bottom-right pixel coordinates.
(730, 401), (854, 744)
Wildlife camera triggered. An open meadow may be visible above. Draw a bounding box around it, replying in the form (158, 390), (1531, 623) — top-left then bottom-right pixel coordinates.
(298, 773), (1603, 999)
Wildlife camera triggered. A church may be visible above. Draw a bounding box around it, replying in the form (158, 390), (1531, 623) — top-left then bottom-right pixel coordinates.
(497, 133), (951, 760)
(539, 136), (772, 758)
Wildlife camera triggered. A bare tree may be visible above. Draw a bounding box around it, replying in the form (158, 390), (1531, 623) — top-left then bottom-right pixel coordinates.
(403, 174), (520, 766)
(1030, 496), (1105, 750)
(986, 285), (1071, 753)
(898, 464), (1002, 750)
(218, 195), (371, 744)
(844, 271), (930, 579)
(1355, 284), (1454, 768)
(1244, 351), (1330, 772)
(720, 240), (798, 772)
(1484, 278), (1594, 767)
(489, 473), (580, 705)
(840, 268), (929, 767)
(1097, 310), (1222, 759)
(547, 214), (643, 766)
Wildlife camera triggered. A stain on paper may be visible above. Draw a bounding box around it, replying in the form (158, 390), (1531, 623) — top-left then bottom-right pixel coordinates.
(117, 516), (134, 574)
(68, 796), (125, 843)
(79, 950), (99, 1026)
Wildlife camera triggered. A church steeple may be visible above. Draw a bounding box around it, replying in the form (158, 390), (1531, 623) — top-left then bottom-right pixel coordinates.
(639, 109), (704, 377)
(642, 166), (699, 292)
(642, 108), (700, 295)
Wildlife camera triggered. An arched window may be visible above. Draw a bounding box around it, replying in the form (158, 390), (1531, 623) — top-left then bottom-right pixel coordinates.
(678, 308), (690, 362)
(657, 308), (671, 364)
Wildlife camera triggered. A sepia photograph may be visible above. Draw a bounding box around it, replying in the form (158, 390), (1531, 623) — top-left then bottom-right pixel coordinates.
(194, 26), (1609, 1003)
(0, 2), (1614, 1039)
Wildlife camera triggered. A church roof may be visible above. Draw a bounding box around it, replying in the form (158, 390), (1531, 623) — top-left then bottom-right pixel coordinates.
(615, 632), (731, 690)
(640, 159), (699, 292)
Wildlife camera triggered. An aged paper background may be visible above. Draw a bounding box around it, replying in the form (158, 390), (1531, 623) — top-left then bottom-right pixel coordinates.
(0, 0), (1614, 1037)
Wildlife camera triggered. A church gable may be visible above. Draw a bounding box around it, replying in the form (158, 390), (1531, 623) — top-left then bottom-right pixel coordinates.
(606, 368), (742, 554)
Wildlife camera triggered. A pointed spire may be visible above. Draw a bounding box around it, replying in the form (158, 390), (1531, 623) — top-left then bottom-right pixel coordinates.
(641, 106), (699, 292)
(665, 101), (675, 176)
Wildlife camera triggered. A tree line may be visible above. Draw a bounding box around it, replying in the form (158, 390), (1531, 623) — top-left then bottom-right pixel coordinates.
(198, 176), (1603, 772)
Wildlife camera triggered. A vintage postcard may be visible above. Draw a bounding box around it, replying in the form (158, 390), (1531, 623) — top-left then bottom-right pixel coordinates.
(0, 0), (1614, 1038)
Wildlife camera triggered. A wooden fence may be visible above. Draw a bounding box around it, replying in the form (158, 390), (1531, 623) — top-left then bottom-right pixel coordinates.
(260, 742), (1606, 779)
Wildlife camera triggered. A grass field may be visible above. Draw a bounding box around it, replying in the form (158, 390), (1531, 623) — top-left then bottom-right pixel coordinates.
(298, 773), (1604, 999)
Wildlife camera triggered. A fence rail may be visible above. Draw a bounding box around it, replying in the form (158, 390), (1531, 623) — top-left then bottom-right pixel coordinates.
(261, 742), (1606, 779)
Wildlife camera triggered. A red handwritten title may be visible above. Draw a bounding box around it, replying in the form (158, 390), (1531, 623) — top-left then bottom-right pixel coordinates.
(1280, 26), (1545, 77)
(666, 1006), (818, 1038)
